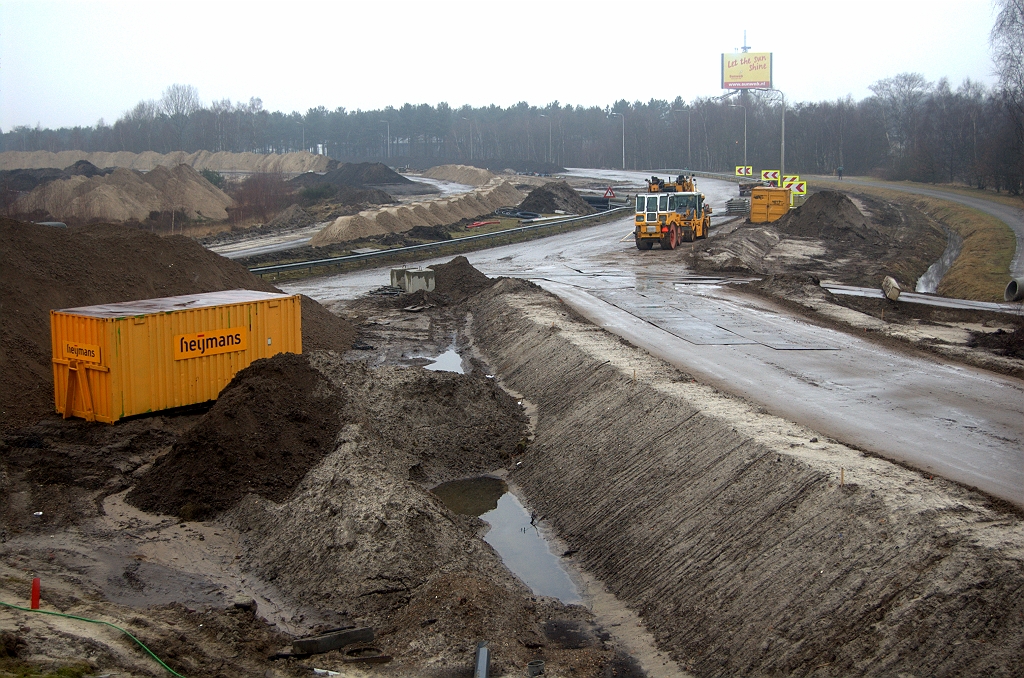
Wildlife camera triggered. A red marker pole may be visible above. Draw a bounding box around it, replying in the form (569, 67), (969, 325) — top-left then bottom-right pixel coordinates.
(30, 578), (40, 609)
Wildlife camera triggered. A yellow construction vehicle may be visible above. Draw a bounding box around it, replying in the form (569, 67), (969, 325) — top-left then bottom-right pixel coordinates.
(633, 175), (712, 250)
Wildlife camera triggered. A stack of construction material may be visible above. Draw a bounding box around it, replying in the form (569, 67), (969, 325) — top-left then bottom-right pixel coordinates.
(310, 179), (523, 247)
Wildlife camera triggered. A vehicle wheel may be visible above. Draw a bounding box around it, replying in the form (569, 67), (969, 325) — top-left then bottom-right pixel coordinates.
(682, 227), (694, 243)
(636, 238), (653, 250)
(700, 218), (710, 238)
(662, 227), (677, 250)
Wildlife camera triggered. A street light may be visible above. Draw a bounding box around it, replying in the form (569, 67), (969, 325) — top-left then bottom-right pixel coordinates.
(671, 108), (691, 169)
(762, 89), (786, 182)
(610, 112), (625, 169)
(728, 104), (747, 172)
(539, 114), (552, 164)
(379, 120), (390, 159)
(460, 116), (473, 161)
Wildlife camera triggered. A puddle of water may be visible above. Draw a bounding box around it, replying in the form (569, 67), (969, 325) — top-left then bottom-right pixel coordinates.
(430, 477), (581, 604)
(916, 227), (964, 293)
(425, 348), (464, 373)
(431, 476), (507, 516)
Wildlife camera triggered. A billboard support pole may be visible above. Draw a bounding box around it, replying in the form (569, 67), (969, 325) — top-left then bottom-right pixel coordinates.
(780, 91), (785, 181)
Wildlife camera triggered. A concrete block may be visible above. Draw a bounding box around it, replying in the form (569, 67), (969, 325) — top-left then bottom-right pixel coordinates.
(391, 268), (435, 293)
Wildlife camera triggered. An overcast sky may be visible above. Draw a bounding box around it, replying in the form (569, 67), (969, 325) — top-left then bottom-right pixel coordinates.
(0, 0), (999, 130)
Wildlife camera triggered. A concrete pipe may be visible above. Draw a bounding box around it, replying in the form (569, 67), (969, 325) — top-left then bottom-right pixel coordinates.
(1005, 278), (1024, 302)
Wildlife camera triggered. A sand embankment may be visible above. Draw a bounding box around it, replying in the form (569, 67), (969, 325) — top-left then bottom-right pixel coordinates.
(0, 150), (330, 174)
(470, 278), (1024, 677)
(16, 164), (233, 222)
(421, 164), (496, 186)
(309, 178), (523, 247)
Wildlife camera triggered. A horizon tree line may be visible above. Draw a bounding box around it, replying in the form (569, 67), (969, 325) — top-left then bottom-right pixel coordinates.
(4, 1), (1022, 193)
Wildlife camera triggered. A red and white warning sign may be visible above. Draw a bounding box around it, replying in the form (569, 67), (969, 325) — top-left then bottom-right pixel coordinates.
(603, 186), (616, 198)
(761, 170), (780, 182)
(791, 181), (807, 195)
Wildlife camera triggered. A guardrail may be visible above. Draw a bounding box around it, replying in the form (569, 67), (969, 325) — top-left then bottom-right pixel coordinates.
(649, 169), (745, 184)
(248, 206), (631, 277)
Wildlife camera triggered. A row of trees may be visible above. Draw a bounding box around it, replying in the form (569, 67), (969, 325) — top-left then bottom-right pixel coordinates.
(4, 0), (1022, 192)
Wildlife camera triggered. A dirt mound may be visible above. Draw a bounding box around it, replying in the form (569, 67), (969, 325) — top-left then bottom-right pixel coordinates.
(429, 255), (497, 304)
(773, 190), (877, 241)
(0, 219), (354, 431)
(126, 353), (343, 519)
(16, 164), (234, 223)
(291, 162), (411, 189)
(225, 355), (530, 619)
(0, 150), (331, 174)
(65, 159), (109, 177)
(0, 167), (67, 193)
(970, 319), (1024, 357)
(335, 185), (394, 205)
(422, 164), (496, 186)
(265, 203), (314, 230)
(407, 224), (451, 240)
(519, 181), (595, 215)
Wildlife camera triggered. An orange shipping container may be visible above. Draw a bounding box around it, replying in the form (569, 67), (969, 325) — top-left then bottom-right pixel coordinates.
(50, 290), (302, 423)
(749, 186), (791, 223)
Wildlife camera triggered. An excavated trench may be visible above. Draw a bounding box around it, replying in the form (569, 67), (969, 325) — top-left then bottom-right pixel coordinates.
(467, 278), (1024, 677)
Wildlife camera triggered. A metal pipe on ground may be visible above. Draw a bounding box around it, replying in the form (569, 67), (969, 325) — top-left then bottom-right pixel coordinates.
(473, 641), (490, 678)
(1005, 278), (1024, 302)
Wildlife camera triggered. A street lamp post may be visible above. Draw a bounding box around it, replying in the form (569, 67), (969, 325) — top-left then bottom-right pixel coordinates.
(539, 114), (552, 163)
(671, 108), (691, 169)
(780, 92), (786, 181)
(767, 89), (786, 182)
(460, 116), (473, 161)
(728, 104), (747, 171)
(610, 112), (625, 169)
(380, 120), (390, 159)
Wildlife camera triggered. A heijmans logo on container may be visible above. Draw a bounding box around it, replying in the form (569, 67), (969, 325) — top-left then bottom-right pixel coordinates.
(174, 327), (248, 360)
(63, 341), (101, 364)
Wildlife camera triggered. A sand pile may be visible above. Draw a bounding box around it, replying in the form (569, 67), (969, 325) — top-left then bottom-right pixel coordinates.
(266, 204), (315, 230)
(0, 150), (330, 174)
(17, 164), (234, 222)
(422, 164), (496, 186)
(519, 181), (595, 215)
(773, 190), (878, 241)
(291, 162), (411, 189)
(309, 178), (524, 247)
(0, 219), (355, 431)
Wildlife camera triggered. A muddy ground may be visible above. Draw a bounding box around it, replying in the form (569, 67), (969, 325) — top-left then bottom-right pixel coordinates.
(0, 226), (645, 677)
(2, 181), (1023, 678)
(689, 190), (1024, 379)
(690, 190), (947, 290)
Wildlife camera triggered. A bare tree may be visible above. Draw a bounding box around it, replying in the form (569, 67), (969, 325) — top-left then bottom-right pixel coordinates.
(870, 73), (931, 169)
(991, 0), (1024, 189)
(160, 84), (201, 150)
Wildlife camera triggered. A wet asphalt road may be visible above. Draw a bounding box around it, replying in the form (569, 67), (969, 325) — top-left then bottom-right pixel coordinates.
(284, 176), (1024, 506)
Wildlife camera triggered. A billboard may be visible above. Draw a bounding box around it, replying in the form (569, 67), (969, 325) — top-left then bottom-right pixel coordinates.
(721, 52), (772, 89)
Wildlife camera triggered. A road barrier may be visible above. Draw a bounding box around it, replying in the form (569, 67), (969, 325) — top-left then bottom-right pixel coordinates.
(249, 206), (631, 277)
